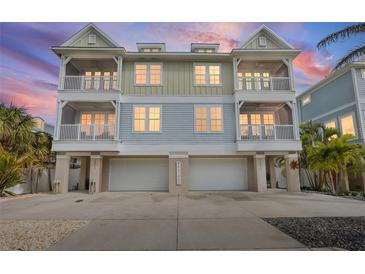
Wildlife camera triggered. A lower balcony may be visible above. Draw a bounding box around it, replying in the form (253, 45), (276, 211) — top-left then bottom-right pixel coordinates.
(59, 124), (116, 141)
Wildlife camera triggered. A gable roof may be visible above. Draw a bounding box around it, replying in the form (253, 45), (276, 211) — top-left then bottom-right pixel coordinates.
(239, 25), (295, 50)
(60, 23), (120, 48)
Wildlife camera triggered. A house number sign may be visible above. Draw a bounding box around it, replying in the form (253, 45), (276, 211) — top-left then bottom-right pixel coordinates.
(176, 160), (182, 185)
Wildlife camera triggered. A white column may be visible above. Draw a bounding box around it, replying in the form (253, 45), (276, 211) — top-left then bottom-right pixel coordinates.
(89, 155), (103, 193)
(232, 58), (238, 91)
(235, 101), (240, 141)
(292, 100), (300, 140)
(251, 155), (267, 192)
(58, 56), (65, 90)
(54, 155), (70, 193)
(285, 154), (301, 192)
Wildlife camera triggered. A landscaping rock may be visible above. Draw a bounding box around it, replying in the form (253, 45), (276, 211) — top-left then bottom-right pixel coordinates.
(264, 217), (365, 251)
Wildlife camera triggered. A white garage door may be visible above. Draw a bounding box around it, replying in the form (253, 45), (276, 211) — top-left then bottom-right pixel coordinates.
(109, 158), (169, 191)
(189, 158), (248, 191)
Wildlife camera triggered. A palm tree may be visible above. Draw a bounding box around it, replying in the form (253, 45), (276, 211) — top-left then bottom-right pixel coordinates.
(307, 134), (365, 194)
(299, 122), (339, 190)
(0, 103), (35, 157)
(317, 23), (365, 70)
(0, 147), (27, 196)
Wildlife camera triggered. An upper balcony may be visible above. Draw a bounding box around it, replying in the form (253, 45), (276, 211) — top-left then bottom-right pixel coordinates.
(234, 60), (295, 102)
(58, 58), (122, 101)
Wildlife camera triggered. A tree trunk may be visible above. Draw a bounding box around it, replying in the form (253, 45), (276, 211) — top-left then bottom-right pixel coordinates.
(48, 168), (52, 192)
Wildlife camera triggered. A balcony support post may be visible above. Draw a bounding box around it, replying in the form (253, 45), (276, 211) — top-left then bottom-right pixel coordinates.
(233, 58), (238, 91)
(114, 56), (123, 92)
(55, 100), (68, 140)
(286, 101), (299, 140)
(59, 56), (72, 90)
(282, 58), (294, 91)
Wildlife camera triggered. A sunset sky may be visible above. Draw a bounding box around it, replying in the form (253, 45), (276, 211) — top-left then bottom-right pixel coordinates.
(1, 22), (364, 125)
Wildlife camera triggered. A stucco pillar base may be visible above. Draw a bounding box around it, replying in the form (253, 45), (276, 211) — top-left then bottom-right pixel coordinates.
(285, 154), (301, 192)
(361, 172), (365, 192)
(54, 155), (70, 193)
(79, 157), (88, 190)
(250, 155), (267, 192)
(269, 157), (277, 189)
(169, 153), (189, 194)
(89, 155), (103, 193)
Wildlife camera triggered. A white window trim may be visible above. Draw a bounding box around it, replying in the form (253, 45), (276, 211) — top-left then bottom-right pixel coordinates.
(194, 104), (224, 134)
(338, 112), (357, 139)
(132, 105), (162, 133)
(134, 62), (163, 86)
(361, 69), (365, 79)
(324, 118), (338, 129)
(193, 63), (223, 86)
(302, 95), (311, 106)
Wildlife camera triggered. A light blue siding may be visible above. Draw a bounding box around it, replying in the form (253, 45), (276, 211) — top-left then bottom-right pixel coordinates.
(299, 71), (355, 122)
(355, 68), (365, 99)
(120, 103), (236, 144)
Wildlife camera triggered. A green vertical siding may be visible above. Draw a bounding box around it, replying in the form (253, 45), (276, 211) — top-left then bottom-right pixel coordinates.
(122, 61), (234, 96)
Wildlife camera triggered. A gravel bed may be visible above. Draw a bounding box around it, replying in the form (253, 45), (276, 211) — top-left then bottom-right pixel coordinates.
(302, 190), (365, 202)
(264, 217), (365, 251)
(0, 220), (89, 251)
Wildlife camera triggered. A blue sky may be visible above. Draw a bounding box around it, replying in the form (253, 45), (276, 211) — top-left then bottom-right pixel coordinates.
(0, 22), (364, 124)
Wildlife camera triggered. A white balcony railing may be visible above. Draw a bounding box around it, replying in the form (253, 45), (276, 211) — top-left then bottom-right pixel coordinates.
(237, 77), (291, 91)
(58, 124), (116, 141)
(240, 124), (295, 140)
(63, 76), (118, 91)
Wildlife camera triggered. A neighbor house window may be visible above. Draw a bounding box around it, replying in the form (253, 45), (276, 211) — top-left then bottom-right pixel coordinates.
(194, 64), (221, 85)
(141, 48), (161, 52)
(302, 95), (311, 106)
(133, 106), (161, 133)
(324, 120), (336, 129)
(195, 105), (223, 133)
(135, 63), (162, 85)
(340, 114), (356, 137)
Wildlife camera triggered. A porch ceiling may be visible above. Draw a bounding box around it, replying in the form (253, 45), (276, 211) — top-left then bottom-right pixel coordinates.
(67, 101), (115, 111)
(237, 60), (286, 74)
(68, 58), (117, 72)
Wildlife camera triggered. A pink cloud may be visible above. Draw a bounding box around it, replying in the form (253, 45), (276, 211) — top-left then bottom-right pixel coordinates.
(293, 50), (332, 80)
(0, 77), (57, 123)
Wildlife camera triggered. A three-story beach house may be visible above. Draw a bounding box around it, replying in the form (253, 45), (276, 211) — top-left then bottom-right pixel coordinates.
(52, 24), (302, 193)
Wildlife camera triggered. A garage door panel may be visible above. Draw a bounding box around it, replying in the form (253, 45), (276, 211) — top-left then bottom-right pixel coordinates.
(109, 158), (169, 191)
(189, 158), (247, 191)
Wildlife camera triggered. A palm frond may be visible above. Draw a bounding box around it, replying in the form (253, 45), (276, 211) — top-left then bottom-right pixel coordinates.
(334, 44), (365, 70)
(317, 23), (365, 49)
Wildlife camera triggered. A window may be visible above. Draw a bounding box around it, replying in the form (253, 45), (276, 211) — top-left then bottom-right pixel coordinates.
(135, 64), (147, 85)
(133, 107), (146, 132)
(263, 114), (274, 125)
(254, 72), (261, 90)
(81, 113), (92, 125)
(263, 72), (270, 89)
(195, 105), (223, 133)
(210, 107), (222, 132)
(133, 106), (161, 133)
(195, 107), (207, 132)
(103, 72), (110, 90)
(149, 107), (161, 132)
(324, 120), (336, 129)
(112, 72), (118, 89)
(340, 114), (356, 136)
(245, 72), (252, 90)
(195, 48), (214, 53)
(94, 71), (101, 90)
(141, 48), (161, 52)
(302, 95), (311, 106)
(361, 69), (365, 79)
(88, 34), (96, 44)
(258, 36), (267, 47)
(239, 114), (249, 137)
(194, 64), (221, 85)
(134, 63), (162, 85)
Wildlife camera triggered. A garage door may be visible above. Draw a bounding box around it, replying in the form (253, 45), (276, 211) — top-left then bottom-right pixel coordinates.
(109, 158), (169, 191)
(189, 158), (248, 191)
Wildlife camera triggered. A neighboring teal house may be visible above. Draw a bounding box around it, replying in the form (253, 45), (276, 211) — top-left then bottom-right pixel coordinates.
(297, 57), (365, 191)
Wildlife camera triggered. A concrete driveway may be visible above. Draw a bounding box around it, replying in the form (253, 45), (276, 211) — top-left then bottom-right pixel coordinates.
(1, 191), (365, 250)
